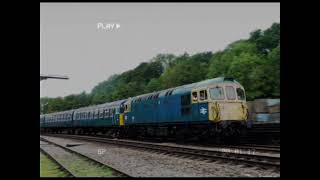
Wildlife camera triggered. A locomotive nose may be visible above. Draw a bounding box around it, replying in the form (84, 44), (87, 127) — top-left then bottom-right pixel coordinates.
(209, 102), (248, 122)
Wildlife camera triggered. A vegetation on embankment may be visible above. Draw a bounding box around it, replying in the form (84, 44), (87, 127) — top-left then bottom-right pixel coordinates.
(40, 152), (68, 177)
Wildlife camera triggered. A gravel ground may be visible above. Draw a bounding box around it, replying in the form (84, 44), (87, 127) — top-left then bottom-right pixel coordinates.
(109, 138), (280, 157)
(41, 136), (280, 177)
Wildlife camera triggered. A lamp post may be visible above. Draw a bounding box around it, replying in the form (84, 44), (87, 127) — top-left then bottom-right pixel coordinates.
(41, 102), (48, 114)
(40, 74), (69, 81)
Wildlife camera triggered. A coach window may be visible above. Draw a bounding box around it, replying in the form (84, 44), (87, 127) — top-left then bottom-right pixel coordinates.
(103, 110), (107, 118)
(109, 109), (112, 117)
(99, 110), (102, 118)
(210, 87), (225, 100)
(99, 110), (103, 119)
(226, 86), (236, 100)
(199, 90), (208, 101)
(236, 87), (245, 100)
(96, 110), (99, 119)
(192, 92), (198, 102)
(107, 109), (110, 117)
(92, 111), (95, 119)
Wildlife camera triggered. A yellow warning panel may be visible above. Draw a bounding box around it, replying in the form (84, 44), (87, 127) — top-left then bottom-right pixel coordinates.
(119, 114), (125, 126)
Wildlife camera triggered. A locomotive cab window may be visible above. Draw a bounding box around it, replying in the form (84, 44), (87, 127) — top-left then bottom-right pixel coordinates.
(210, 87), (225, 100)
(199, 90), (208, 101)
(124, 103), (131, 112)
(192, 92), (198, 102)
(236, 87), (245, 100)
(226, 86), (236, 100)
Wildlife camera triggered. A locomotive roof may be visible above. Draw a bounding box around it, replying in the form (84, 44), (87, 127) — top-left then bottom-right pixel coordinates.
(131, 77), (240, 100)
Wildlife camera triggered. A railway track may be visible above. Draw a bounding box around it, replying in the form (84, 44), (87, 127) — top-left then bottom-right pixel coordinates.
(40, 137), (130, 177)
(40, 141), (75, 177)
(42, 134), (280, 171)
(185, 143), (280, 154)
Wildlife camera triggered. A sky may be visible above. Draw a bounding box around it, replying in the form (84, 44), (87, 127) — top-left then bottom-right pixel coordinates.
(40, 3), (280, 98)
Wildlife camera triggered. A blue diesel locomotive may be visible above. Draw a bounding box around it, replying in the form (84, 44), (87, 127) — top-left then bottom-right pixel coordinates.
(40, 77), (249, 140)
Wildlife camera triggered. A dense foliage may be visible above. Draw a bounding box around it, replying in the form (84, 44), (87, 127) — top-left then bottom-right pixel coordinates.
(41, 23), (280, 114)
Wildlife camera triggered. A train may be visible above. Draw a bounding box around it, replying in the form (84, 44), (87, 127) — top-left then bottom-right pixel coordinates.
(40, 77), (249, 142)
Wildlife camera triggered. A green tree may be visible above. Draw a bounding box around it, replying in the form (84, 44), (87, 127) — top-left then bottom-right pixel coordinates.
(41, 22), (280, 114)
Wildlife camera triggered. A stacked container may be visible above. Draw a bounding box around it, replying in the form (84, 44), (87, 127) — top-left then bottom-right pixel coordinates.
(246, 99), (280, 124)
